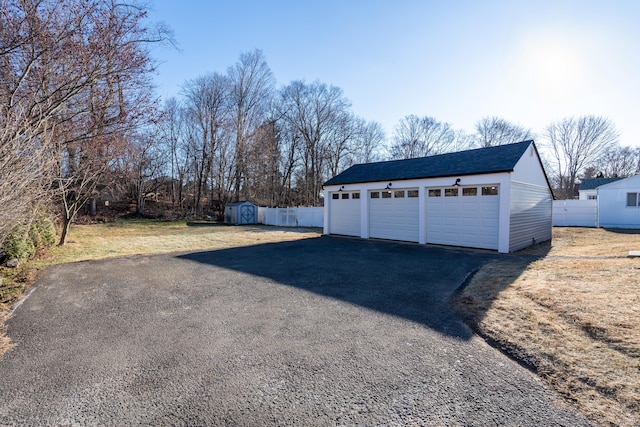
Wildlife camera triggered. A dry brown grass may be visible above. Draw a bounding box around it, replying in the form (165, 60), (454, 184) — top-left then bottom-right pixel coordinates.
(43, 220), (320, 265)
(0, 220), (320, 357)
(524, 227), (640, 258)
(456, 227), (640, 426)
(0, 313), (15, 356)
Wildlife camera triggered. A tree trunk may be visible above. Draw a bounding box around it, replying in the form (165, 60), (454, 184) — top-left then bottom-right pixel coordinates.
(136, 185), (145, 214)
(58, 214), (72, 246)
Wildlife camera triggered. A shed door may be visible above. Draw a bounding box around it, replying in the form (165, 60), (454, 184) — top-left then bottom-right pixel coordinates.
(369, 189), (419, 242)
(329, 192), (361, 237)
(240, 205), (255, 224)
(426, 186), (499, 250)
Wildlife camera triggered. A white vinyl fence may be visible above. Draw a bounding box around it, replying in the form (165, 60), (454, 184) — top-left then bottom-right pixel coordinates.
(259, 207), (324, 228)
(552, 200), (598, 227)
(260, 202), (599, 228)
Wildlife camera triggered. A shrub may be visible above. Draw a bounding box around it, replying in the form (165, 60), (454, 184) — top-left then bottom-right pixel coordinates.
(30, 217), (57, 250)
(29, 223), (44, 251)
(3, 226), (35, 263)
(1, 216), (56, 264)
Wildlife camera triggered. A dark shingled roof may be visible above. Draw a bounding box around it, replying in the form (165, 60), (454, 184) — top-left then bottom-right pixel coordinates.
(324, 140), (534, 186)
(226, 200), (256, 206)
(579, 177), (624, 190)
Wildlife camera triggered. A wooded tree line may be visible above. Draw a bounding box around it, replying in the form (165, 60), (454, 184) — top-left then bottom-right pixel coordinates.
(1, 0), (638, 258)
(157, 53), (386, 214)
(159, 71), (633, 210)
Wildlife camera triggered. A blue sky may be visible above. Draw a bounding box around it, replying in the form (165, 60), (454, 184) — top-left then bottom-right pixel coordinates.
(149, 0), (640, 147)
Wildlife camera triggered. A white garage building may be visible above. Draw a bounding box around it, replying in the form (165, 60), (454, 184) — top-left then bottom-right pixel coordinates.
(323, 140), (553, 253)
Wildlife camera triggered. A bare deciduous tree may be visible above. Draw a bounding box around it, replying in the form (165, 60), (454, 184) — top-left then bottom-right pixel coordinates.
(545, 116), (619, 199)
(277, 80), (353, 206)
(325, 111), (359, 178)
(159, 97), (188, 209)
(182, 72), (230, 214)
(452, 129), (474, 152)
(0, 0), (169, 246)
(244, 120), (283, 206)
(227, 50), (275, 201)
(592, 145), (640, 178)
(389, 115), (455, 159)
(473, 116), (533, 147)
(107, 127), (167, 215)
(276, 120), (302, 206)
(349, 119), (386, 165)
(52, 2), (165, 244)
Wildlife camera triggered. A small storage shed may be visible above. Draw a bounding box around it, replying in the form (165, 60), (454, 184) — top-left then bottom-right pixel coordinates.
(597, 174), (640, 228)
(323, 140), (553, 253)
(224, 201), (258, 225)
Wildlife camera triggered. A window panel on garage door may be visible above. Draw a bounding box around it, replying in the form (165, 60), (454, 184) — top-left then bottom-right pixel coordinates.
(426, 186), (499, 250)
(369, 188), (419, 242)
(329, 191), (361, 237)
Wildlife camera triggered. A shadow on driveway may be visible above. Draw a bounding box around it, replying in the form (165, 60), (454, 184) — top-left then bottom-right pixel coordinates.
(1, 235), (588, 426)
(178, 236), (504, 340)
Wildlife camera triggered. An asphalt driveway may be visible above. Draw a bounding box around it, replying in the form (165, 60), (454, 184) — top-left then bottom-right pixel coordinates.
(0, 236), (590, 425)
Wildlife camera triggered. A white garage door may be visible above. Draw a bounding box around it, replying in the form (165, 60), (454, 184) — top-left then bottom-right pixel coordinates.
(329, 191), (361, 236)
(426, 186), (499, 250)
(369, 188), (419, 242)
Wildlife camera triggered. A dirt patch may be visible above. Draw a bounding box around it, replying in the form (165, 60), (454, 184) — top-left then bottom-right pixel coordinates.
(456, 228), (640, 426)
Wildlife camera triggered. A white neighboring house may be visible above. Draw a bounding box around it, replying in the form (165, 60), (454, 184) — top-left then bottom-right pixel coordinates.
(578, 178), (623, 200)
(323, 140), (553, 253)
(597, 175), (640, 228)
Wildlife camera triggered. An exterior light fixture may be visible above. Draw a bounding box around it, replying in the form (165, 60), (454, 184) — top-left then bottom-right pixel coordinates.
(338, 185), (345, 192)
(453, 178), (461, 187)
(384, 183), (392, 190)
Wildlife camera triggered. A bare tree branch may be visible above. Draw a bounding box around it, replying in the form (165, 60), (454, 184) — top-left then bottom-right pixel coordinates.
(473, 116), (533, 147)
(0, 0), (168, 247)
(389, 115), (455, 159)
(545, 116), (619, 199)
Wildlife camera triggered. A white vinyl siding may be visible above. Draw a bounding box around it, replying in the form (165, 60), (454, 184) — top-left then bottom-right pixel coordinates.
(509, 182), (552, 251)
(598, 178), (640, 228)
(369, 189), (419, 242)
